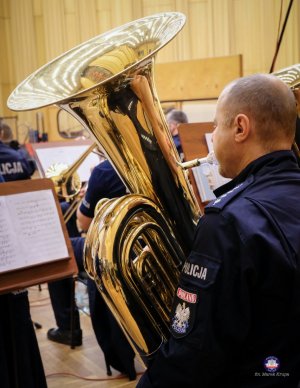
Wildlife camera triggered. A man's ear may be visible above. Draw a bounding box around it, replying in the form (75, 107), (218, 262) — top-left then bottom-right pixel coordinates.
(234, 114), (250, 143)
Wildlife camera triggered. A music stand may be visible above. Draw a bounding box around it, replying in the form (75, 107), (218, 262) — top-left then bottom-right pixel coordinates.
(0, 178), (78, 293)
(178, 122), (214, 212)
(0, 178), (79, 381)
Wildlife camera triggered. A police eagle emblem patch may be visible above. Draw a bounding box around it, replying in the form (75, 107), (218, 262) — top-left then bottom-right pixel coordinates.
(170, 286), (198, 338)
(172, 302), (190, 334)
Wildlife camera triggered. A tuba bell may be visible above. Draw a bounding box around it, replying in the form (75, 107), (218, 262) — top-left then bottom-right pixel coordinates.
(7, 12), (201, 363)
(272, 63), (300, 89)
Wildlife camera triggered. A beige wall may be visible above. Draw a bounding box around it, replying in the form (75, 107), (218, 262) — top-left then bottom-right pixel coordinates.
(0, 0), (299, 133)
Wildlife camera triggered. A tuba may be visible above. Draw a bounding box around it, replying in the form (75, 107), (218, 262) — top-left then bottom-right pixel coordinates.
(272, 63), (300, 89)
(8, 12), (201, 363)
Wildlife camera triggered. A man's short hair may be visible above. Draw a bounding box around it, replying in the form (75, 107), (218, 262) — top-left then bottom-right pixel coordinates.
(222, 74), (297, 145)
(0, 123), (13, 143)
(166, 109), (188, 124)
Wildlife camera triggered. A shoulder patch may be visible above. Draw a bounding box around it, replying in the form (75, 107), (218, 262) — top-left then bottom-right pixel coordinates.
(205, 175), (254, 213)
(181, 251), (221, 288)
(170, 285), (199, 338)
(82, 197), (90, 209)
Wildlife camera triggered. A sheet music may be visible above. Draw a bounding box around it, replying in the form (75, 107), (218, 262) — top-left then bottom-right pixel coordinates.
(193, 133), (231, 202)
(0, 190), (68, 273)
(35, 145), (99, 182)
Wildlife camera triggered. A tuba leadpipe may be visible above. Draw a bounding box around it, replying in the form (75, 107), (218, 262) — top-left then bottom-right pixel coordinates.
(7, 12), (200, 362)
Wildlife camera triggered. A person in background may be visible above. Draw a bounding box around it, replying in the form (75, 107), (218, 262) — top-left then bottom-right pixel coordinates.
(76, 159), (127, 230)
(138, 74), (300, 387)
(47, 159), (137, 380)
(76, 160), (137, 378)
(0, 122), (36, 180)
(47, 160), (126, 347)
(0, 172), (47, 387)
(165, 108), (188, 157)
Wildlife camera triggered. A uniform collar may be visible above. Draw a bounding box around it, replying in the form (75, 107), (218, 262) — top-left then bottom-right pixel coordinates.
(214, 150), (297, 197)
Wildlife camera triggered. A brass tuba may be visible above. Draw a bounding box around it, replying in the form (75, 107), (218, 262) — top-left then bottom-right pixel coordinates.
(7, 12), (201, 362)
(272, 63), (300, 89)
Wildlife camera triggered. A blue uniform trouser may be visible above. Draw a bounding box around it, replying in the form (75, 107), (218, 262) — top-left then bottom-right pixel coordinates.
(48, 236), (82, 331)
(87, 276), (136, 379)
(48, 202), (81, 331)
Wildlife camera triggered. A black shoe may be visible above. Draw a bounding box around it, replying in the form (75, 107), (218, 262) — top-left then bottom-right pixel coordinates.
(47, 327), (82, 346)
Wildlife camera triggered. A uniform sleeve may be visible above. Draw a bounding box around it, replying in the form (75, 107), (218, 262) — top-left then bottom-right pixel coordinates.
(13, 149), (33, 179)
(0, 149), (33, 181)
(79, 167), (105, 218)
(138, 212), (256, 387)
(18, 148), (36, 176)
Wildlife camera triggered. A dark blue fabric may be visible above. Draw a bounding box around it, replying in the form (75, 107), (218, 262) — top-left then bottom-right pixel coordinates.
(60, 201), (81, 238)
(0, 141), (33, 181)
(79, 160), (126, 218)
(86, 278), (136, 379)
(138, 151), (300, 388)
(172, 134), (183, 155)
(8, 141), (37, 176)
(0, 291), (47, 388)
(48, 238), (84, 331)
(47, 202), (81, 329)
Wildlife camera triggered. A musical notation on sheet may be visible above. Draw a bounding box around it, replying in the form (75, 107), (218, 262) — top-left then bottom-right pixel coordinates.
(0, 189), (68, 273)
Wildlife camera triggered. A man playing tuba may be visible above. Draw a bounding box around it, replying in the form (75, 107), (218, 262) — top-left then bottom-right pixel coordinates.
(137, 74), (300, 388)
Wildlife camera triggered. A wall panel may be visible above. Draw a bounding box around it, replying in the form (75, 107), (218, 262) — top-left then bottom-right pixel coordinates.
(0, 0), (299, 131)
(188, 1), (212, 59)
(211, 0), (230, 57)
(77, 0), (98, 43)
(42, 0), (66, 60)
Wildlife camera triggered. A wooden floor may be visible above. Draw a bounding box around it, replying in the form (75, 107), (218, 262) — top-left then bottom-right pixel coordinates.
(28, 284), (145, 387)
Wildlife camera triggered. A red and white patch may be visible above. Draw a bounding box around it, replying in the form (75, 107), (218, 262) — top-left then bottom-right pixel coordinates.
(177, 287), (197, 304)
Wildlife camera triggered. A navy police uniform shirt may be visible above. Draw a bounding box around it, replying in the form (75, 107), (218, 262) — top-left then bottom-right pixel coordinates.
(138, 150), (300, 388)
(79, 159), (126, 218)
(172, 134), (183, 155)
(0, 141), (33, 181)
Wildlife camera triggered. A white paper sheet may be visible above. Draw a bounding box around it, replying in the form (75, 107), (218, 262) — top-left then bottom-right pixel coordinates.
(35, 145), (99, 182)
(0, 189), (68, 273)
(192, 133), (230, 202)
